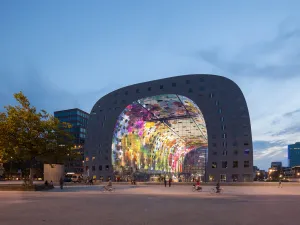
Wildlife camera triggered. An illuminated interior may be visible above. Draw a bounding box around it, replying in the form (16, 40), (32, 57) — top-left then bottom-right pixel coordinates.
(112, 94), (208, 179)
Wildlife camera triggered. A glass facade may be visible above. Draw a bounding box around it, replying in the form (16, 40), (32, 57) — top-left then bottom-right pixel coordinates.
(112, 94), (208, 180)
(288, 142), (300, 167)
(54, 108), (89, 145)
(54, 108), (89, 173)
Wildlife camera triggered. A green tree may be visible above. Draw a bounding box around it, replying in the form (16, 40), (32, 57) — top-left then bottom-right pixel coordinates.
(0, 92), (74, 184)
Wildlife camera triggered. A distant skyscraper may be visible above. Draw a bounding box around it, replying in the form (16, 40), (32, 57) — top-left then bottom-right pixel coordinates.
(288, 142), (300, 168)
(54, 108), (89, 173)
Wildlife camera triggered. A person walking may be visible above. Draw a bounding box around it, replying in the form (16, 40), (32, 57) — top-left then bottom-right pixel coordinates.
(169, 177), (172, 187)
(278, 180), (282, 188)
(164, 177), (167, 187)
(59, 177), (64, 190)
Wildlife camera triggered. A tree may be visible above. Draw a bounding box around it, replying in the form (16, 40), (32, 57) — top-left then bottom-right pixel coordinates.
(0, 92), (74, 184)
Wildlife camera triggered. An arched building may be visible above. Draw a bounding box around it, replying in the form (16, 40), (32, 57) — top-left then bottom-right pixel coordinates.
(84, 74), (253, 182)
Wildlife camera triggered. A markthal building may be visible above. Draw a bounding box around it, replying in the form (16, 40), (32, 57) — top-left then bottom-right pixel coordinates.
(84, 75), (253, 182)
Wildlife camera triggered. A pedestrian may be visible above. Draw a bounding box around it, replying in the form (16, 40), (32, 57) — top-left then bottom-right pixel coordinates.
(164, 177), (167, 187)
(278, 180), (282, 188)
(59, 177), (64, 190)
(169, 177), (172, 187)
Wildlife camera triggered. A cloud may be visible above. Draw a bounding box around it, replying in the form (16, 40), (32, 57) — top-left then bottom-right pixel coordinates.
(0, 67), (121, 114)
(283, 108), (300, 117)
(195, 19), (300, 79)
(253, 140), (287, 169)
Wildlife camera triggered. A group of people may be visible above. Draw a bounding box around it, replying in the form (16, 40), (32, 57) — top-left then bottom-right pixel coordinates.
(193, 179), (221, 193)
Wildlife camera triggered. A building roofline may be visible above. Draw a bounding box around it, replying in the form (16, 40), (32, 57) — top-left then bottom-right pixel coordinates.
(54, 108), (89, 115)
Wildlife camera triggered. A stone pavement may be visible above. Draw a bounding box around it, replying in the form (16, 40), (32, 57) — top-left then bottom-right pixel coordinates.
(1, 185), (300, 225)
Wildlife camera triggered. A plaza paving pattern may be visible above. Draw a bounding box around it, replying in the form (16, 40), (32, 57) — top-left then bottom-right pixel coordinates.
(1, 185), (300, 225)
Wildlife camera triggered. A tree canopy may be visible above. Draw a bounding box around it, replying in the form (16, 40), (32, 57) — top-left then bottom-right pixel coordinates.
(0, 92), (75, 167)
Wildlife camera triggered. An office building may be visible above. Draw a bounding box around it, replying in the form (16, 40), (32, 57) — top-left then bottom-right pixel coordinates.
(54, 108), (89, 173)
(84, 74), (254, 182)
(288, 142), (300, 167)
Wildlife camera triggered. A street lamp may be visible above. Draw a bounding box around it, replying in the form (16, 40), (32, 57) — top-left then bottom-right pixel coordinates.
(10, 156), (13, 180)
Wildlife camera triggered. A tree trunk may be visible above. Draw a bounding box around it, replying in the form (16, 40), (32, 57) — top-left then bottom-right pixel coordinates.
(29, 167), (34, 185)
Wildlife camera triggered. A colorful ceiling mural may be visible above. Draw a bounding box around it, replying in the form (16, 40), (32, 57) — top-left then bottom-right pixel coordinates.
(112, 94), (208, 174)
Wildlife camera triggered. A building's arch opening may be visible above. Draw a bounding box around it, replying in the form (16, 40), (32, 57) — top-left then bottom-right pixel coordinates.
(112, 94), (208, 182)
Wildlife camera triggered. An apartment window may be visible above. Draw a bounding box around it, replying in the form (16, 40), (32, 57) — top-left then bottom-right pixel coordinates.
(243, 124), (248, 128)
(218, 108), (222, 114)
(148, 87), (152, 91)
(160, 85), (164, 89)
(212, 162), (217, 168)
(244, 161), (250, 168)
(233, 161), (238, 168)
(220, 174), (226, 182)
(105, 165), (109, 170)
(222, 133), (227, 139)
(212, 143), (217, 147)
(92, 156), (95, 161)
(244, 133), (249, 137)
(125, 91), (128, 95)
(188, 88), (193, 93)
(244, 142), (249, 146)
(212, 134), (217, 139)
(215, 100), (219, 106)
(213, 151), (217, 156)
(85, 157), (89, 162)
(121, 100), (126, 104)
(222, 150), (228, 156)
(99, 165), (102, 171)
(199, 86), (205, 91)
(234, 150), (238, 155)
(244, 149), (250, 155)
(220, 117), (224, 122)
(222, 161), (228, 168)
(136, 89), (140, 93)
(105, 156), (108, 160)
(243, 174), (251, 182)
(186, 80), (190, 84)
(172, 83), (176, 87)
(222, 142), (227, 147)
(233, 141), (237, 147)
(209, 93), (214, 98)
(92, 166), (95, 171)
(199, 78), (204, 82)
(221, 125), (226, 131)
(114, 92), (119, 97)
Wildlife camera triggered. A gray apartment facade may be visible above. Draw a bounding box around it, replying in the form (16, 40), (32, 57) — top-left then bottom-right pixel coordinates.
(84, 74), (253, 182)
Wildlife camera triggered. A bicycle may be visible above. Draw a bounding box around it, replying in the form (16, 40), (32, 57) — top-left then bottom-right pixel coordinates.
(192, 185), (202, 192)
(100, 186), (115, 192)
(210, 187), (223, 194)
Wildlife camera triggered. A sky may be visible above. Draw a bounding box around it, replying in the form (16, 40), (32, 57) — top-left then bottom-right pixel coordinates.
(1, 0), (300, 170)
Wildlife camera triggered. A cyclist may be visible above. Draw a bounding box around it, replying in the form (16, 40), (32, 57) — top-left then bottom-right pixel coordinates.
(216, 181), (221, 193)
(104, 179), (112, 191)
(196, 179), (201, 190)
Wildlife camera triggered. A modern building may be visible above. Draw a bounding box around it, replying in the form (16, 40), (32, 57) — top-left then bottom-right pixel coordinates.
(84, 74), (253, 182)
(271, 162), (282, 169)
(54, 108), (89, 173)
(288, 142), (300, 167)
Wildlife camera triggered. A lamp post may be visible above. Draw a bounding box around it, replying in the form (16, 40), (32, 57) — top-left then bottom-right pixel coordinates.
(9, 156), (13, 180)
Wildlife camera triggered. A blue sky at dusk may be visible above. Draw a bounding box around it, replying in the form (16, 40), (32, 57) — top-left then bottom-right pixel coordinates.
(1, 0), (300, 170)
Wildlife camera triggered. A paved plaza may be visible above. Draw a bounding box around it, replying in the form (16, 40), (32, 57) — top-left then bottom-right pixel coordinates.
(1, 185), (300, 225)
